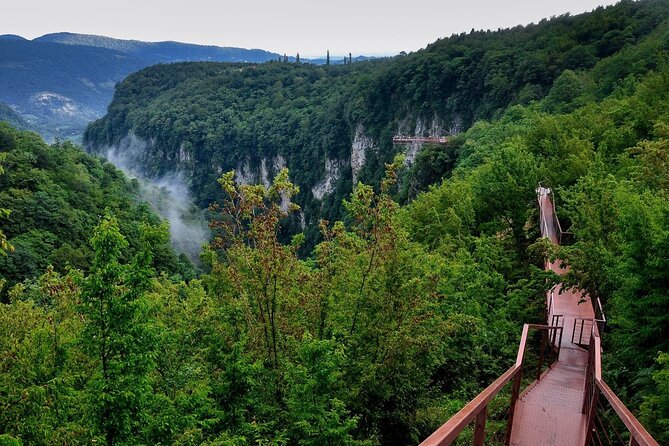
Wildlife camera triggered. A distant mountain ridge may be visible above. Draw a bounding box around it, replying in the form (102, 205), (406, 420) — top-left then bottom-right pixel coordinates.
(35, 32), (279, 64)
(0, 33), (282, 141)
(0, 34), (27, 41)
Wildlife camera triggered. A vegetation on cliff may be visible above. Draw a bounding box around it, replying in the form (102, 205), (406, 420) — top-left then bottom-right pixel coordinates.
(84, 0), (669, 249)
(0, 124), (193, 292)
(1, 1), (669, 444)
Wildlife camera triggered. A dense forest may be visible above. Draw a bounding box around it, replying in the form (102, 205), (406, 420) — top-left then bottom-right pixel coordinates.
(2, 0), (669, 444)
(85, 0), (669, 249)
(0, 33), (281, 142)
(0, 123), (194, 290)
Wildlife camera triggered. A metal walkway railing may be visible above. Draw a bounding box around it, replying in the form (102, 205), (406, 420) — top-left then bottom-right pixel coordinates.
(420, 324), (563, 446)
(582, 327), (658, 446)
(418, 186), (659, 446)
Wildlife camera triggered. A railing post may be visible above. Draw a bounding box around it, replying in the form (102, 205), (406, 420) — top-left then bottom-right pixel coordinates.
(582, 330), (601, 445)
(629, 437), (640, 446)
(505, 369), (523, 446)
(582, 339), (595, 414)
(473, 406), (487, 446)
(537, 330), (546, 380)
(585, 386), (600, 446)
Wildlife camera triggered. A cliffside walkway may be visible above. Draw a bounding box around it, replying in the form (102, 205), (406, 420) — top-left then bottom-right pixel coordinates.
(419, 187), (659, 446)
(392, 135), (449, 144)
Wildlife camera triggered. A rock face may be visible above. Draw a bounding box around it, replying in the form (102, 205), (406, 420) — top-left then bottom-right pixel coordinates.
(235, 155), (286, 186)
(83, 110), (461, 260)
(312, 159), (345, 200)
(351, 124), (375, 184)
(90, 114), (458, 253)
(395, 114), (459, 164)
(178, 142), (191, 162)
(95, 113), (456, 203)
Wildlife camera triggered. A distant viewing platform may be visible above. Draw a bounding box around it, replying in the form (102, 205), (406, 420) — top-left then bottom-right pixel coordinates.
(392, 135), (449, 144)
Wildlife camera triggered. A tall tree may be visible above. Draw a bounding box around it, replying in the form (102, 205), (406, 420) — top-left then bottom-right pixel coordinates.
(79, 215), (164, 445)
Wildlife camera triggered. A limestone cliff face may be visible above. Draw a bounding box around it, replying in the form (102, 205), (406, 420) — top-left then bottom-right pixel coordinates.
(235, 155), (286, 187)
(88, 114), (463, 253)
(312, 158), (346, 200)
(86, 112), (459, 255)
(91, 112), (458, 208)
(351, 123), (375, 184)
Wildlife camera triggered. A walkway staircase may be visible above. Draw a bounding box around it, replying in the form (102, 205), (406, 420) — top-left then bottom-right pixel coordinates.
(420, 186), (659, 446)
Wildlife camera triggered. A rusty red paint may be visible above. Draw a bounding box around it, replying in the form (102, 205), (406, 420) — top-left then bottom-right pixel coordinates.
(417, 187), (659, 446)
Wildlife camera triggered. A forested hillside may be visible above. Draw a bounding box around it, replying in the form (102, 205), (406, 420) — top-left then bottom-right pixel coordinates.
(1, 0), (669, 444)
(0, 123), (193, 292)
(0, 34), (280, 141)
(4, 57), (669, 443)
(84, 0), (669, 249)
(0, 103), (31, 131)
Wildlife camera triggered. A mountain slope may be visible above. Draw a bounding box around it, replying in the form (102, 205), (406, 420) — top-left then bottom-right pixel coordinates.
(84, 0), (669, 248)
(0, 34), (27, 41)
(0, 102), (31, 130)
(36, 32), (280, 64)
(0, 34), (281, 141)
(0, 39), (146, 140)
(0, 123), (193, 290)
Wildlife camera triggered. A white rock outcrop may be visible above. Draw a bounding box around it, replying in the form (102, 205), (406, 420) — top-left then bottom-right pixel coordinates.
(235, 155), (287, 186)
(351, 124), (374, 184)
(312, 158), (345, 200)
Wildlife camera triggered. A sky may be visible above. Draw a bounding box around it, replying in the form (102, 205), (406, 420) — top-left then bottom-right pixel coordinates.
(3, 0), (620, 57)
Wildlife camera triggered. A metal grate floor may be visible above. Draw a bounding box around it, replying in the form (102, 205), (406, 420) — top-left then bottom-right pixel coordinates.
(510, 235), (594, 445)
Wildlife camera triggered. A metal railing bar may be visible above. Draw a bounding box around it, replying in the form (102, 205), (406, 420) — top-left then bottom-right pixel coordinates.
(596, 380), (659, 446)
(419, 365), (520, 446)
(420, 324), (564, 446)
(595, 410), (615, 445)
(592, 424), (605, 446)
(514, 324), (530, 366)
(582, 328), (659, 446)
(603, 407), (627, 445)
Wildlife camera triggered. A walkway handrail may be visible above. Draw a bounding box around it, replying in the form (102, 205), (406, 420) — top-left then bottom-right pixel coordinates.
(419, 365), (521, 446)
(583, 329), (659, 446)
(571, 317), (605, 346)
(547, 287), (557, 322)
(420, 324), (563, 446)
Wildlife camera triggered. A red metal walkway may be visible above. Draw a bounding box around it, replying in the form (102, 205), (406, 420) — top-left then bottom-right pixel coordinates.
(509, 187), (594, 445)
(392, 135), (449, 144)
(419, 186), (659, 446)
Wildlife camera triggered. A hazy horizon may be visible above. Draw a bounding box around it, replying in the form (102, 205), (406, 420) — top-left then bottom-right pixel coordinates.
(3, 0), (620, 57)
